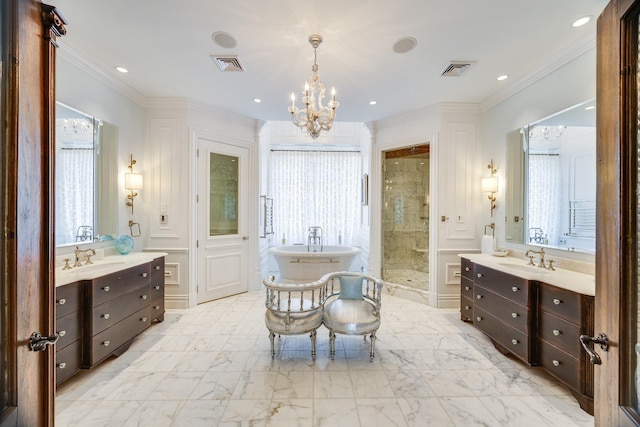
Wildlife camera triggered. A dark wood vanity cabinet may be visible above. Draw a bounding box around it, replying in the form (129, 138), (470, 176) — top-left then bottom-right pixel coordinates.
(537, 282), (594, 414)
(459, 257), (594, 414)
(55, 281), (83, 385)
(55, 256), (165, 384)
(84, 257), (165, 367)
(472, 263), (536, 365)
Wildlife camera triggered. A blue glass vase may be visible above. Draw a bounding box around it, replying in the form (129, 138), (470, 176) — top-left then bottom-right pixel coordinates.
(115, 235), (134, 255)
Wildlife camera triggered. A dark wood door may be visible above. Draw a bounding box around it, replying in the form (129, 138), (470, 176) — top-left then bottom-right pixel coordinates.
(0, 1), (64, 426)
(596, 0), (640, 424)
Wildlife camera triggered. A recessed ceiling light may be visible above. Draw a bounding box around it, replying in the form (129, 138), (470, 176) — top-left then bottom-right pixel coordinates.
(497, 74), (509, 81)
(393, 37), (417, 54)
(369, 100), (377, 105)
(572, 16), (591, 27)
(253, 98), (262, 103)
(212, 31), (237, 48)
(115, 66), (128, 73)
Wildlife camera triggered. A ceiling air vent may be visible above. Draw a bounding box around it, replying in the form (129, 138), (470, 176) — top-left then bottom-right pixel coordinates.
(441, 61), (475, 77)
(211, 55), (245, 72)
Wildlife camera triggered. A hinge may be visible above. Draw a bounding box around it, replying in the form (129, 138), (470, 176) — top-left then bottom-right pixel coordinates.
(197, 148), (199, 157)
(196, 195), (199, 203)
(196, 240), (199, 248)
(382, 164), (386, 173)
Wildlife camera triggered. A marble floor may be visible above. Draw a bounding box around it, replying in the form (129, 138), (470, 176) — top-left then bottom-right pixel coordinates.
(55, 290), (594, 427)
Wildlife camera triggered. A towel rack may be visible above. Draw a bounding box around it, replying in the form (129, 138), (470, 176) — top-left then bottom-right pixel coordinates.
(484, 223), (495, 236)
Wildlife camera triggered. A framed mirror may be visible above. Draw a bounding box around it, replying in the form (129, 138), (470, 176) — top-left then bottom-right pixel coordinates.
(505, 98), (596, 254)
(55, 102), (119, 247)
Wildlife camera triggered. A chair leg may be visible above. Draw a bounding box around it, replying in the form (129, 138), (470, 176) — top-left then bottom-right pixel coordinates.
(329, 330), (336, 360)
(310, 330), (317, 361)
(269, 331), (276, 359)
(369, 332), (377, 362)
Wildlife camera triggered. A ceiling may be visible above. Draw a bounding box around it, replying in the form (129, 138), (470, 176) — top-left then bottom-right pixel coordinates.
(52, 0), (609, 124)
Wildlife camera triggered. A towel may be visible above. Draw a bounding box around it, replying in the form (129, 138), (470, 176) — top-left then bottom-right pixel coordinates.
(481, 235), (495, 255)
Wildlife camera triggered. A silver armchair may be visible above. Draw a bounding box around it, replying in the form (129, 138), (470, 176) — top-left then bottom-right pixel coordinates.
(322, 272), (384, 361)
(263, 275), (328, 360)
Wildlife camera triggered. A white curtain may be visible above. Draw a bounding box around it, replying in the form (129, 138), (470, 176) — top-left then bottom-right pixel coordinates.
(56, 148), (94, 245)
(528, 154), (561, 245)
(269, 150), (361, 246)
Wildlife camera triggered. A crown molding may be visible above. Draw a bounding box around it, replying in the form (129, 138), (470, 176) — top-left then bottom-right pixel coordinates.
(58, 43), (148, 107)
(480, 36), (596, 113)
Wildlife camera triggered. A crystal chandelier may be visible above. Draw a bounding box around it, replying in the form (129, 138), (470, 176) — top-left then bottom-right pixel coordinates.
(288, 34), (339, 139)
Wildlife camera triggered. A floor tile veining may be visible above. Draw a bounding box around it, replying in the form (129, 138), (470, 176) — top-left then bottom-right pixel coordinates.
(56, 290), (594, 426)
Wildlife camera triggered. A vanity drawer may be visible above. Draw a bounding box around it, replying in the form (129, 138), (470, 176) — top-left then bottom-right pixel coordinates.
(91, 284), (152, 335)
(460, 277), (473, 300)
(539, 340), (581, 391)
(56, 282), (81, 318)
(56, 310), (82, 349)
(56, 340), (82, 385)
(90, 263), (151, 307)
(473, 306), (532, 363)
(474, 285), (530, 333)
(88, 306), (151, 365)
(539, 283), (583, 325)
(150, 296), (165, 322)
(460, 296), (473, 322)
(461, 258), (474, 280)
(473, 264), (531, 306)
(150, 257), (164, 287)
(539, 311), (583, 356)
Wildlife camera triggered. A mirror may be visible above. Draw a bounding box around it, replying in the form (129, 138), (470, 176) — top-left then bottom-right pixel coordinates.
(505, 98), (596, 254)
(55, 102), (119, 246)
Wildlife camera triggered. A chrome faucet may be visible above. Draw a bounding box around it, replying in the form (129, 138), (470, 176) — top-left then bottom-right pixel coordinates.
(308, 226), (323, 252)
(74, 246), (96, 267)
(525, 247), (546, 268)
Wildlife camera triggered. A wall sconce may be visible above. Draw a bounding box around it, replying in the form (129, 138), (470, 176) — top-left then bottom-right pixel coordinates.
(125, 154), (143, 215)
(481, 159), (498, 217)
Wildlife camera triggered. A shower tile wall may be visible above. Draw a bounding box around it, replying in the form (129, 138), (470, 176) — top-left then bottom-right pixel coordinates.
(383, 156), (429, 273)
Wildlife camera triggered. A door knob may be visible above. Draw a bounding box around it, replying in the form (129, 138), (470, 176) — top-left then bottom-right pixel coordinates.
(28, 331), (59, 352)
(242, 236), (249, 240)
(580, 333), (609, 365)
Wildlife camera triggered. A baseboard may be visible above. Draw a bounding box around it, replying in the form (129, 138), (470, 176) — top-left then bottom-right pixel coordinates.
(165, 294), (189, 309)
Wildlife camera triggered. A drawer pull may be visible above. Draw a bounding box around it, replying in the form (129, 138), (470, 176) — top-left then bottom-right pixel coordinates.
(154, 285), (161, 290)
(153, 305), (160, 310)
(155, 265), (161, 270)
(476, 295), (483, 300)
(102, 286), (110, 292)
(464, 286), (470, 291)
(103, 340), (110, 347)
(58, 362), (66, 369)
(511, 313), (518, 318)
(511, 339), (519, 345)
(57, 298), (66, 305)
(141, 317), (148, 322)
(476, 316), (483, 321)
(141, 294), (148, 300)
(142, 272), (148, 278)
(553, 298), (562, 305)
(465, 267), (470, 272)
(477, 273), (483, 278)
(553, 329), (561, 336)
(58, 330), (66, 337)
(102, 313), (110, 320)
(512, 287), (519, 292)
(464, 305), (471, 310)
(552, 360), (560, 367)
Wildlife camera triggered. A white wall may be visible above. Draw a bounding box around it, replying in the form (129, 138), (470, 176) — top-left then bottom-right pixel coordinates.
(480, 48), (597, 264)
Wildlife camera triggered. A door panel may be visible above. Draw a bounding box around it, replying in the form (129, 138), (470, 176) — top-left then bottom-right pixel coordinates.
(1, 2), (62, 426)
(197, 138), (248, 304)
(596, 0), (640, 424)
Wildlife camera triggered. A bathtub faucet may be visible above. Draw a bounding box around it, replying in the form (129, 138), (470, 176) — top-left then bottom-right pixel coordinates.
(308, 226), (323, 252)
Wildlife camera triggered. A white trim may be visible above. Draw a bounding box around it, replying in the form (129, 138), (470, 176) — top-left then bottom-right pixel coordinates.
(165, 294), (189, 310)
(143, 247), (190, 253)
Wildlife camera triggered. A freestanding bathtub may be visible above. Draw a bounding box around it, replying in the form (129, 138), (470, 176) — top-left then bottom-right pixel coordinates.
(269, 245), (361, 282)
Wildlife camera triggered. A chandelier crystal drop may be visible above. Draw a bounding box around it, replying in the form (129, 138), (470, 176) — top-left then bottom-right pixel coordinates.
(288, 34), (339, 139)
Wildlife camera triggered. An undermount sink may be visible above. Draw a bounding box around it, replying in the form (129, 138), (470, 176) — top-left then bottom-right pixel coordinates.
(72, 260), (127, 273)
(498, 262), (552, 274)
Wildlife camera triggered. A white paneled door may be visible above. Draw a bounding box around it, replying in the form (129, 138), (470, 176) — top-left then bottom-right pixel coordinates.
(197, 137), (249, 304)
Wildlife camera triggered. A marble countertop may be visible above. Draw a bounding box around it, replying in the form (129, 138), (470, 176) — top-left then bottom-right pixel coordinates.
(55, 251), (168, 287)
(458, 253), (595, 296)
